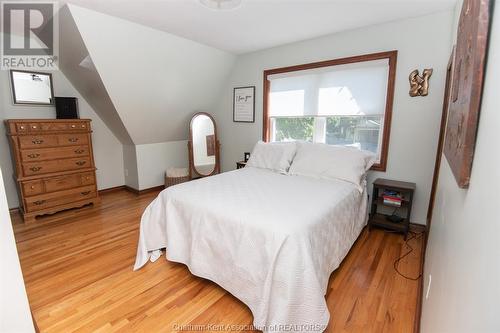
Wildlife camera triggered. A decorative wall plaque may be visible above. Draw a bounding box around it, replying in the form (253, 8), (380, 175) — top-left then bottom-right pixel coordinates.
(444, 0), (491, 188)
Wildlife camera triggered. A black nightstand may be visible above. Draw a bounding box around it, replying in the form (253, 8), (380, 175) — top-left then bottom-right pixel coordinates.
(236, 161), (247, 169)
(369, 178), (416, 239)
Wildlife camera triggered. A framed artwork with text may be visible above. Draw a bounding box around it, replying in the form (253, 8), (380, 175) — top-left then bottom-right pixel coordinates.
(233, 86), (255, 123)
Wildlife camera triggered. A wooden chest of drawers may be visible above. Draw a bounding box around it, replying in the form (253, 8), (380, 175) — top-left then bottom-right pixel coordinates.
(5, 119), (100, 223)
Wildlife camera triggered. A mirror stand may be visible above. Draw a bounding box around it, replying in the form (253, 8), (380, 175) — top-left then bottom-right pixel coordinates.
(187, 139), (220, 179)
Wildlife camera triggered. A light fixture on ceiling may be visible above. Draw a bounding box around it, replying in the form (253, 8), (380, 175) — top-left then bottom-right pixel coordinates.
(199, 0), (242, 10)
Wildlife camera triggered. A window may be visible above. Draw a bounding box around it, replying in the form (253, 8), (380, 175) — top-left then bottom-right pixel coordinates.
(263, 51), (397, 171)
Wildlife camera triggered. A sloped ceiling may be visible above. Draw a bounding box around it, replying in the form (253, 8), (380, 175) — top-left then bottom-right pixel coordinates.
(59, 5), (134, 145)
(66, 4), (236, 145)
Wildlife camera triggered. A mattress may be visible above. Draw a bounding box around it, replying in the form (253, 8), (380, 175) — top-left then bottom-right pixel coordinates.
(134, 167), (368, 332)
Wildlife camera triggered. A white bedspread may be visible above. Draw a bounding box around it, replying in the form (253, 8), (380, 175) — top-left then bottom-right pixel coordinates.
(134, 167), (368, 332)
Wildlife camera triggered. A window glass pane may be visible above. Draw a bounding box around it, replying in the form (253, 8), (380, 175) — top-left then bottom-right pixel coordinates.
(326, 115), (383, 159)
(272, 117), (314, 142)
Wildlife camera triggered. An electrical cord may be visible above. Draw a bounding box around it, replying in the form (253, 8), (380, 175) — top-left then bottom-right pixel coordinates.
(392, 230), (424, 281)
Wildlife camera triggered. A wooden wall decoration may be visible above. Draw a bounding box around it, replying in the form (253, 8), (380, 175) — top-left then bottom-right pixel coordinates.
(443, 0), (491, 188)
(409, 69), (433, 97)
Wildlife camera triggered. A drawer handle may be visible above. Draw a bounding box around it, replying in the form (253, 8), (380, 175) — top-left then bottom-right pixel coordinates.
(27, 153), (41, 158)
(33, 200), (46, 206)
(74, 149), (85, 154)
(32, 139), (44, 144)
(76, 161), (86, 166)
(81, 191), (91, 196)
(68, 137), (79, 143)
(29, 166), (42, 172)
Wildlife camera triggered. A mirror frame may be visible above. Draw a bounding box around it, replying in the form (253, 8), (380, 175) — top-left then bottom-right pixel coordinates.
(10, 69), (55, 105)
(188, 112), (220, 179)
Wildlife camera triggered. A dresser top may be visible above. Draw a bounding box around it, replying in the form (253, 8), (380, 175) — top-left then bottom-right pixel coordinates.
(5, 119), (92, 135)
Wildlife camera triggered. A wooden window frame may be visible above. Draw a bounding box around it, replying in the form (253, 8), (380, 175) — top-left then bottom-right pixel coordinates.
(262, 50), (397, 172)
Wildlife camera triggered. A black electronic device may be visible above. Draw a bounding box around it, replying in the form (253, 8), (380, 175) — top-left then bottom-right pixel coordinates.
(55, 97), (79, 119)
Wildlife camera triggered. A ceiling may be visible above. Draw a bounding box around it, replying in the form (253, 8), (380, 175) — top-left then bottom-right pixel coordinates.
(62, 0), (457, 54)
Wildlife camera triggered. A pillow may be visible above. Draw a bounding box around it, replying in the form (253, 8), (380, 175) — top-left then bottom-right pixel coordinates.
(246, 141), (297, 174)
(288, 142), (376, 190)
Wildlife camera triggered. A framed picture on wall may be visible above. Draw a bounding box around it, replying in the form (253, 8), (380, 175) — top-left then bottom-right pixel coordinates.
(233, 86), (255, 123)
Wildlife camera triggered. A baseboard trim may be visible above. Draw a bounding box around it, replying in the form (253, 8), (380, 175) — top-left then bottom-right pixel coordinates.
(409, 223), (427, 233)
(124, 185), (164, 196)
(98, 185), (126, 194)
(9, 207), (20, 214)
(411, 223), (428, 333)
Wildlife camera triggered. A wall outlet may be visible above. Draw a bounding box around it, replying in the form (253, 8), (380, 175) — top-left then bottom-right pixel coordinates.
(425, 274), (432, 299)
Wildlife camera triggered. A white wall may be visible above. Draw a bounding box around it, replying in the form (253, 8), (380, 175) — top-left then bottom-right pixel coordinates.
(135, 141), (188, 190)
(62, 4), (236, 191)
(421, 2), (500, 332)
(214, 11), (453, 225)
(0, 69), (125, 208)
(68, 4), (236, 145)
(0, 168), (35, 333)
(122, 144), (139, 190)
(59, 5), (134, 145)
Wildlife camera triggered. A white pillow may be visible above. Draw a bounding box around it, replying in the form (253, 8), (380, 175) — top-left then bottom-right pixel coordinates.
(288, 142), (376, 190)
(246, 141), (297, 174)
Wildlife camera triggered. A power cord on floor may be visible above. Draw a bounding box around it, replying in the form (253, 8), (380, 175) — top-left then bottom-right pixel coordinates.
(392, 230), (424, 281)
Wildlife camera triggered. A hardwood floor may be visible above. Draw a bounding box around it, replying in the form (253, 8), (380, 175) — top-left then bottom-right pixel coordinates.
(11, 189), (423, 332)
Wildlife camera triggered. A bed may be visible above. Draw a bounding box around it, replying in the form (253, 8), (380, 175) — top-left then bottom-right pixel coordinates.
(134, 165), (368, 332)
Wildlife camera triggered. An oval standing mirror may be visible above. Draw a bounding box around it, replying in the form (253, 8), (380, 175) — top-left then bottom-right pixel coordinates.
(188, 112), (220, 178)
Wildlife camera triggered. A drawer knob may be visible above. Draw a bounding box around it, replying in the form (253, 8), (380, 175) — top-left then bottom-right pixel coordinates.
(74, 149), (85, 154)
(81, 125), (86, 128)
(32, 139), (44, 144)
(29, 166), (42, 172)
(86, 176), (90, 180)
(32, 125), (37, 129)
(33, 200), (46, 206)
(30, 185), (36, 189)
(20, 126), (25, 130)
(71, 124), (76, 128)
(76, 161), (86, 166)
(68, 137), (79, 143)
(27, 153), (40, 158)
(81, 191), (91, 196)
